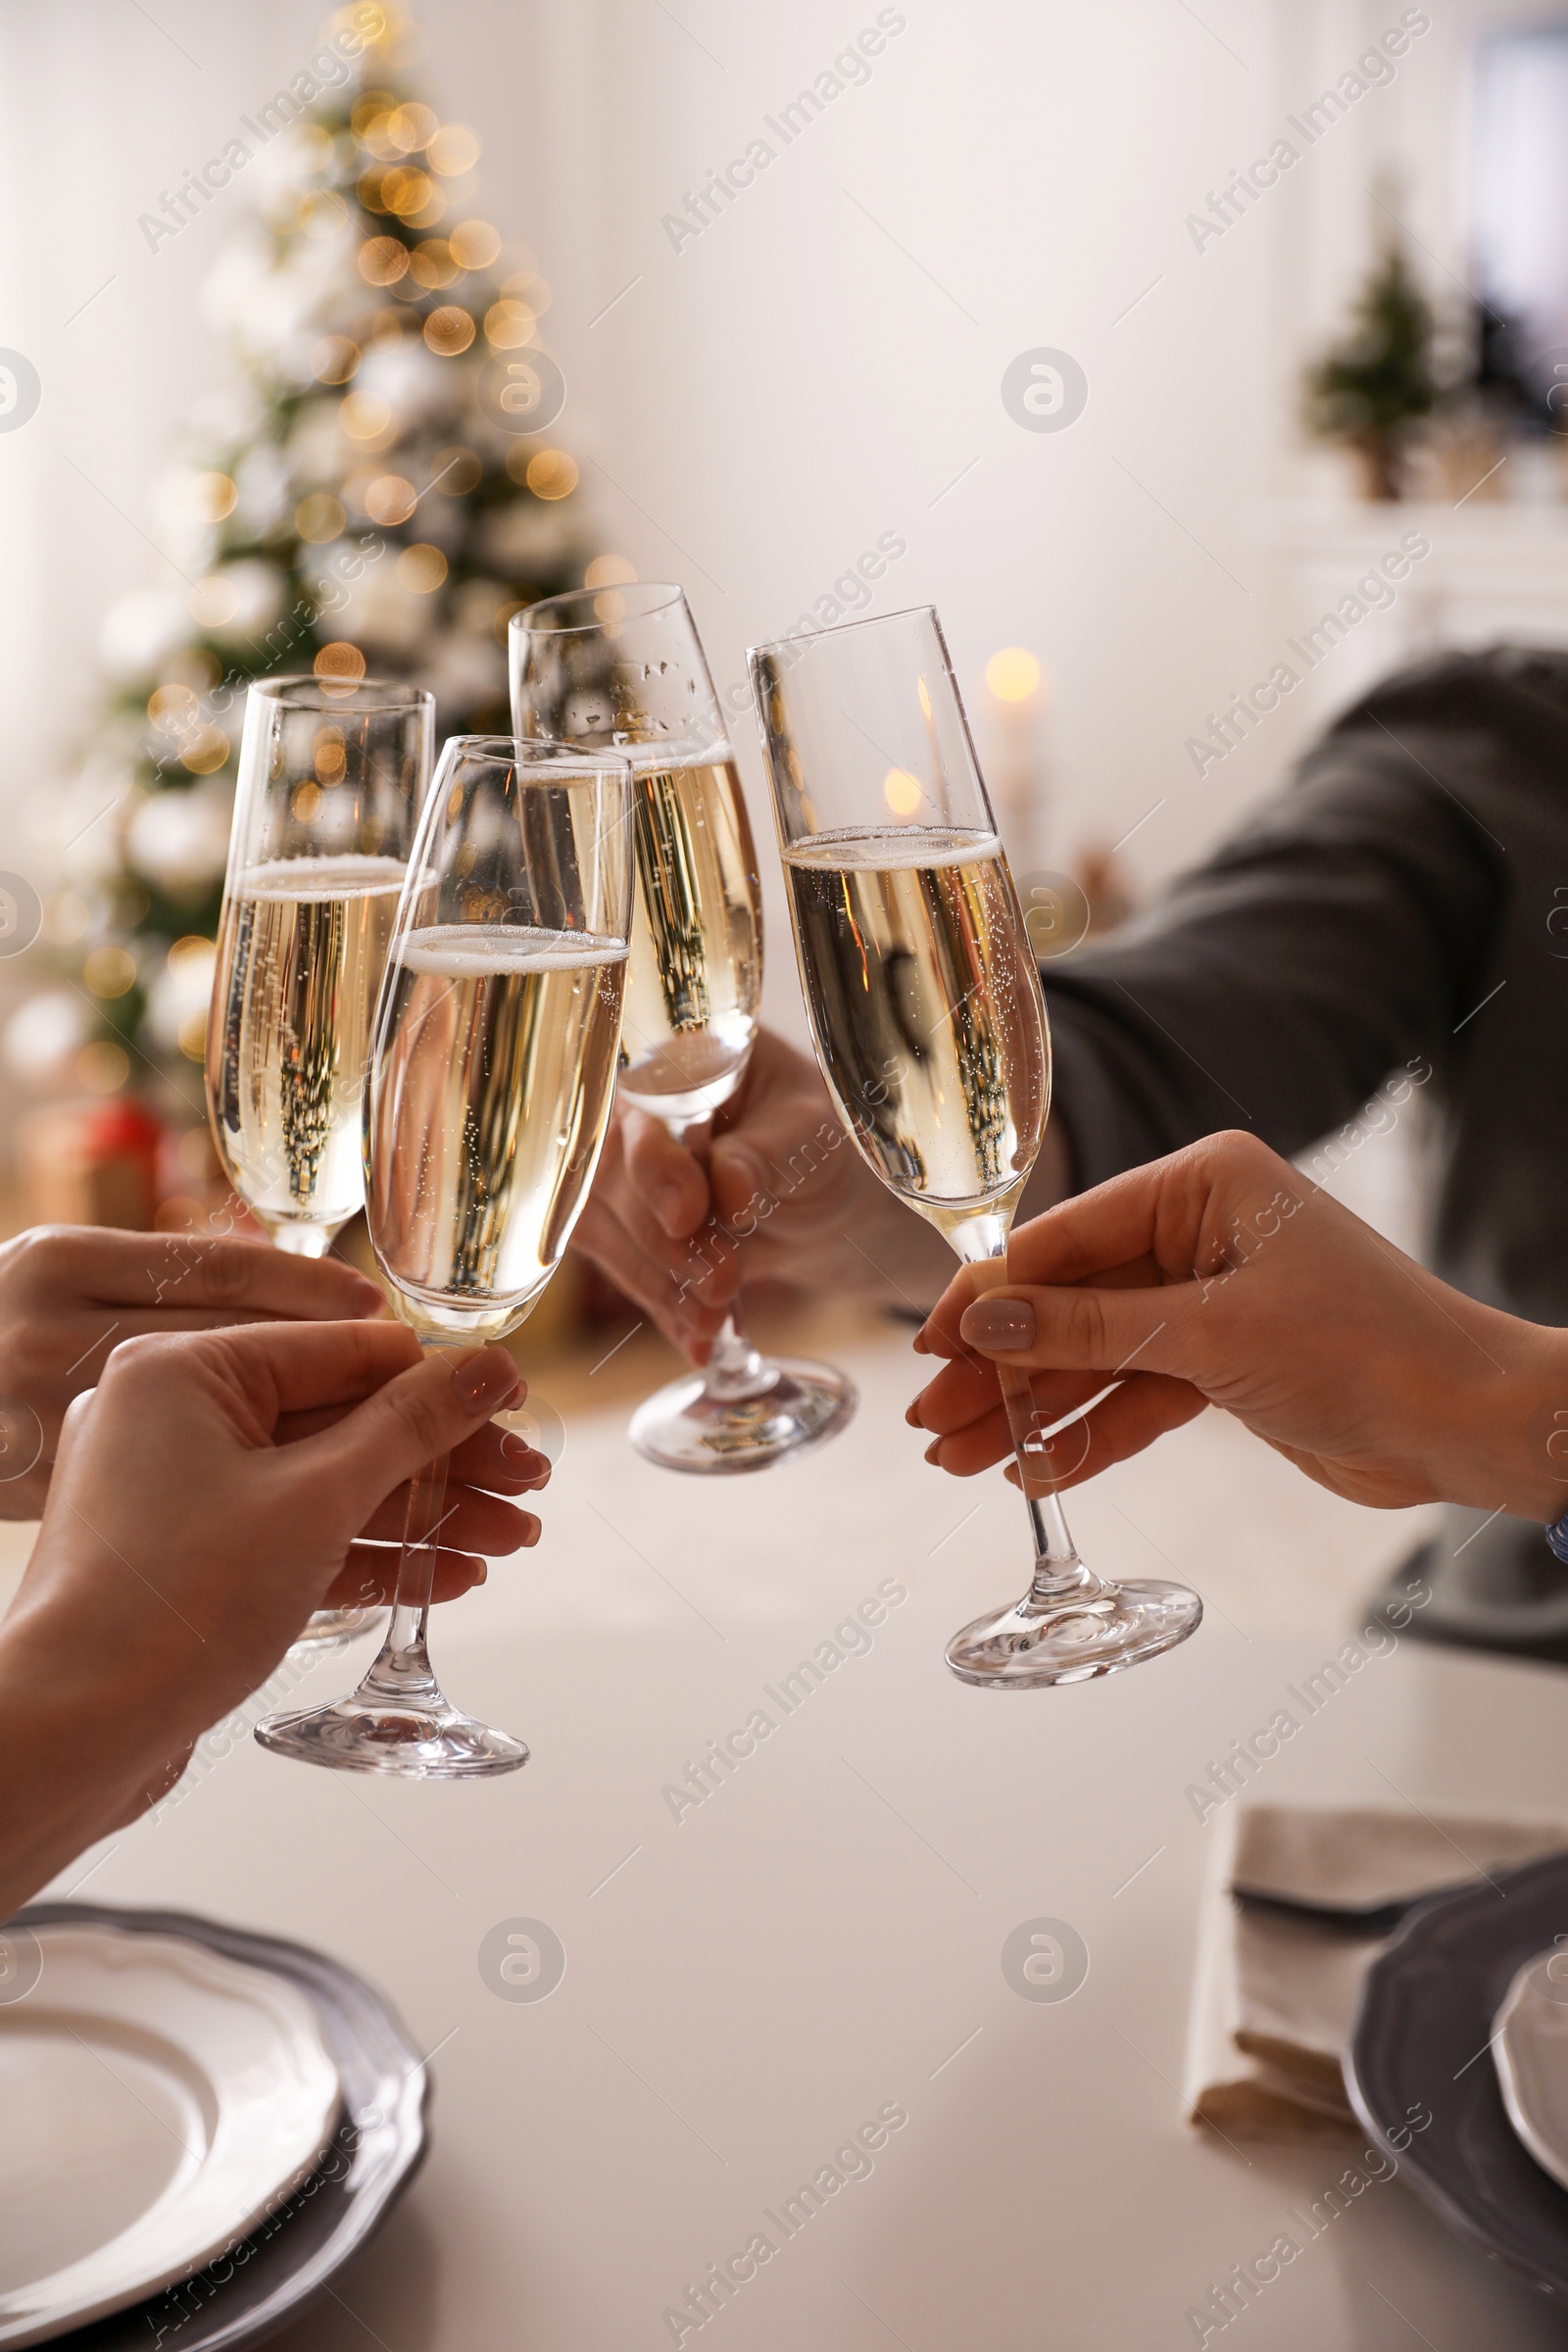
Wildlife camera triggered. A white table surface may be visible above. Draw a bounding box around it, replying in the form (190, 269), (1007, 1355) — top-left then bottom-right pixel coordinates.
(44, 1326), (1568, 2352)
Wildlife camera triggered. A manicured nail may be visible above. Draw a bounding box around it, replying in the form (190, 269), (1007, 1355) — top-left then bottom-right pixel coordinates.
(524, 1518), (542, 1546)
(346, 1273), (384, 1312)
(923, 1439), (942, 1466)
(905, 1401), (925, 1428)
(959, 1298), (1036, 1350)
(911, 1329), (931, 1355)
(500, 1431), (542, 1469)
(452, 1348), (522, 1413)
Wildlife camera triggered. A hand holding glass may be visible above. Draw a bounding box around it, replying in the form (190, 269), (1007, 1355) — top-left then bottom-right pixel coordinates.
(512, 583), (855, 1473)
(749, 607), (1202, 1685)
(256, 738), (634, 1774)
(207, 674), (433, 1650)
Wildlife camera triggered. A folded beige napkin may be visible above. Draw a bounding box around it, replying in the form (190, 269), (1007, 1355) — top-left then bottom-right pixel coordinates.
(1185, 1804), (1568, 2139)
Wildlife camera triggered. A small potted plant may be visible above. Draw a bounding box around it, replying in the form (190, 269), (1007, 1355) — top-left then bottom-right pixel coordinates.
(1304, 240), (1436, 500)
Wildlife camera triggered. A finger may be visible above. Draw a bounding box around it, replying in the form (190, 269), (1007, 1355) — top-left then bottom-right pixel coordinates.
(946, 1280), (1210, 1384)
(449, 1421), (552, 1493)
(1000, 1378), (1207, 1492)
(287, 1341), (525, 1520)
(570, 1197), (734, 1349)
(321, 1542), (495, 1609)
(920, 1398), (1014, 1477)
(271, 1405), (552, 1493)
(915, 1246), (1169, 1361)
(907, 1354), (1104, 1437)
(42, 1229), (386, 1319)
(612, 1106), (711, 1238)
(200, 1318), (425, 1418)
(580, 1188), (738, 1313)
(356, 1485), (540, 1551)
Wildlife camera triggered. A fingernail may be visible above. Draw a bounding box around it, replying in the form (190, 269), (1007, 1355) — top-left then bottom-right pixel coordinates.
(524, 1518), (541, 1546)
(500, 1431), (540, 1467)
(475, 1561), (488, 1585)
(911, 1330), (931, 1355)
(959, 1298), (1036, 1350)
(346, 1274), (384, 1312)
(452, 1348), (522, 1413)
(923, 1439), (942, 1466)
(905, 1401), (924, 1428)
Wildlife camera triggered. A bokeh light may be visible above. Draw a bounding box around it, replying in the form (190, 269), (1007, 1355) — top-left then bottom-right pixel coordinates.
(525, 450), (578, 500)
(985, 647), (1043, 703)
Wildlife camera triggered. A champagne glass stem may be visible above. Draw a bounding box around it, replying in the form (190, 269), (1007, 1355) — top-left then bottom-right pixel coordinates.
(956, 1223), (1110, 1614)
(270, 1221), (336, 1259)
(669, 1111), (776, 1404)
(702, 1311), (771, 1399)
(353, 1343), (453, 1710)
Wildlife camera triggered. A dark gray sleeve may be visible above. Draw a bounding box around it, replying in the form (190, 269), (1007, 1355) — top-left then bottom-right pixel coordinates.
(1042, 702), (1507, 1190)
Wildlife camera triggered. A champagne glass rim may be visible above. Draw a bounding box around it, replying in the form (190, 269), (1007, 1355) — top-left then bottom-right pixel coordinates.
(249, 674), (435, 712)
(514, 582), (688, 635)
(747, 602), (944, 663)
(436, 732), (634, 781)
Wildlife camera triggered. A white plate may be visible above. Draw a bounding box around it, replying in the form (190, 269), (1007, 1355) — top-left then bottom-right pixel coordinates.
(0, 1920), (340, 2347)
(1492, 1946), (1568, 2193)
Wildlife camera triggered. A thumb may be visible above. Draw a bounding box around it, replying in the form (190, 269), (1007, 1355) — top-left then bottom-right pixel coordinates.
(709, 1134), (775, 1230)
(287, 1344), (523, 1524)
(958, 1282), (1208, 1384)
(621, 1107), (712, 1240)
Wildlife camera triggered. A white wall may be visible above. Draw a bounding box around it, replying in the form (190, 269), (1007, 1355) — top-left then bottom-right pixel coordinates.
(0, 0), (1528, 1046)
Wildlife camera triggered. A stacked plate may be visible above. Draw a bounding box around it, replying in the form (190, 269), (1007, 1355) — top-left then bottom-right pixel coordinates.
(0, 1905), (425, 2349)
(1347, 1849), (1568, 2299)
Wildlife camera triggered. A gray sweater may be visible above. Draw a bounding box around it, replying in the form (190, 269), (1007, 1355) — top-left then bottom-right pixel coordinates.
(1044, 645), (1563, 1324)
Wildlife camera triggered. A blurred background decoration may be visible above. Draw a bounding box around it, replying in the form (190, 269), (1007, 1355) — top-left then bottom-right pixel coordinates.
(7, 0), (597, 1227)
(8, 0), (1568, 1265)
(1303, 222), (1437, 501)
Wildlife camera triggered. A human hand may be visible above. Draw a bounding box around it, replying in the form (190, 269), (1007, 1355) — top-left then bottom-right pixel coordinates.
(573, 1026), (954, 1354)
(0, 1320), (538, 1906)
(0, 1226), (384, 1519)
(908, 1131), (1568, 1519)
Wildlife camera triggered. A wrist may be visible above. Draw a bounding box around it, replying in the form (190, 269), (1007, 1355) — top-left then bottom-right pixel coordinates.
(1461, 1316), (1568, 1524)
(0, 1612), (170, 1914)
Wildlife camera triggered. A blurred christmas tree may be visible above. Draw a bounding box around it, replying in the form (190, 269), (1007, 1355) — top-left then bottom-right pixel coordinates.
(1303, 234), (1436, 500)
(15, 1), (606, 1138)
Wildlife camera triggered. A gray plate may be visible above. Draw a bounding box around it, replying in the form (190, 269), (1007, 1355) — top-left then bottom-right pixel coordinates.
(1346, 1848), (1568, 2303)
(11, 1903), (426, 2351)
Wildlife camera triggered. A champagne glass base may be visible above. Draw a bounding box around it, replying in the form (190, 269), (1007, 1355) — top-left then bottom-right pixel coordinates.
(255, 1692), (529, 1779)
(287, 1606), (388, 1658)
(629, 1357), (856, 1475)
(946, 1578), (1202, 1689)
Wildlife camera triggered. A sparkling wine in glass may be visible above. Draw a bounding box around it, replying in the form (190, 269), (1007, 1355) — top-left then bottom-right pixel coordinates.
(254, 737), (634, 1775)
(750, 606), (1202, 1686)
(512, 583), (856, 1474)
(207, 674), (433, 1651)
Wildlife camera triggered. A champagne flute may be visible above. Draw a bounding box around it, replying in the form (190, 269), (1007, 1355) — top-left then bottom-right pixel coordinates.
(749, 607), (1202, 1686)
(208, 674), (434, 1651)
(255, 737), (635, 1775)
(511, 583), (856, 1474)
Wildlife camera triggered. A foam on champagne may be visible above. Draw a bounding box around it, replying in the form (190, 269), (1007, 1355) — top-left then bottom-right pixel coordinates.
(396, 922), (629, 977)
(782, 824), (1003, 874)
(235, 853), (408, 902)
